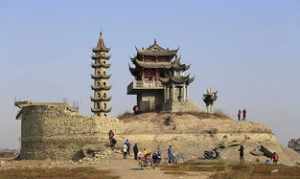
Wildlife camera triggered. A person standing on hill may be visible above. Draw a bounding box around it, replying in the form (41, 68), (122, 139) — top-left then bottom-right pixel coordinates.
(242, 109), (247, 120)
(239, 145), (244, 161)
(238, 110), (241, 121)
(108, 130), (115, 148)
(133, 143), (139, 160)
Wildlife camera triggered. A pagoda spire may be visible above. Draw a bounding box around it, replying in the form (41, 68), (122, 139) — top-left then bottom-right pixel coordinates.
(91, 32), (112, 117)
(93, 32), (110, 53)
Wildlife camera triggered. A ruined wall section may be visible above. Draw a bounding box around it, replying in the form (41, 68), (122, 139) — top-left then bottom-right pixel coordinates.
(19, 103), (120, 160)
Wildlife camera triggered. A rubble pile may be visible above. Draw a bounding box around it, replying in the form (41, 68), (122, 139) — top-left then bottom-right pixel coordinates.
(79, 149), (114, 162)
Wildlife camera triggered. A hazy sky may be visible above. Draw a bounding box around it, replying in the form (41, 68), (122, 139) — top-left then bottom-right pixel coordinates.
(0, 0), (299, 149)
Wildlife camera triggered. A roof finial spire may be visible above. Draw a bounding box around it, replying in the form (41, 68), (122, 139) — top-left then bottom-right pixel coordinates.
(97, 31), (106, 49)
(154, 38), (157, 45)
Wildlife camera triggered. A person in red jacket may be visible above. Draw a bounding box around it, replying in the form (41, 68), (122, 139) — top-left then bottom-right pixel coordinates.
(133, 105), (140, 114)
(272, 152), (279, 164)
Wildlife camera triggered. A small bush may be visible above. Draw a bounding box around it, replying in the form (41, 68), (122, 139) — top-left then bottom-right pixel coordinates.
(164, 116), (172, 126)
(117, 111), (134, 119)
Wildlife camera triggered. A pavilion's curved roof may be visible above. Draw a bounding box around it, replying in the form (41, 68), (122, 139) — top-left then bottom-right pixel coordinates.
(136, 40), (178, 57)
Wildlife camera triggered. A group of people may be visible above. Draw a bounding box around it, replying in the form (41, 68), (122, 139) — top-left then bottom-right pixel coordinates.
(123, 140), (176, 165)
(239, 145), (279, 164)
(237, 109), (247, 121)
(122, 139), (163, 166)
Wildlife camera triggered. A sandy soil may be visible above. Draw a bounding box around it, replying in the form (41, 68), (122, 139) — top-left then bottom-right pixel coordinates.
(98, 159), (210, 179)
(0, 157), (211, 179)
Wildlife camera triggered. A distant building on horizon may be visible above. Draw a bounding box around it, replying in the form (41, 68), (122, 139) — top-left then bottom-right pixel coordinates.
(127, 40), (199, 113)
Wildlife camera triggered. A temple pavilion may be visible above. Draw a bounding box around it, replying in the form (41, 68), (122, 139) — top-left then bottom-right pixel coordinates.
(127, 40), (197, 112)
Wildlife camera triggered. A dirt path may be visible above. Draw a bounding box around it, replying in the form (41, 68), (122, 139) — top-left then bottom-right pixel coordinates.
(0, 156), (211, 179)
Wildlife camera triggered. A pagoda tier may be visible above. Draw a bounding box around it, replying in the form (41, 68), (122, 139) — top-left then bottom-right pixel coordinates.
(92, 48), (110, 53)
(91, 96), (112, 102)
(91, 85), (112, 91)
(92, 54), (110, 60)
(91, 107), (112, 113)
(91, 63), (111, 68)
(91, 74), (111, 80)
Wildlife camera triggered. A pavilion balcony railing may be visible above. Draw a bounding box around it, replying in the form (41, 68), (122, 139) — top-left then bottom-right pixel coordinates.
(128, 80), (164, 90)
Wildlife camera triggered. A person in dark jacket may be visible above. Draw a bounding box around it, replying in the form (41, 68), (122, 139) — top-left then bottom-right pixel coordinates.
(238, 110), (241, 121)
(242, 109), (247, 120)
(133, 143), (139, 160)
(239, 145), (244, 161)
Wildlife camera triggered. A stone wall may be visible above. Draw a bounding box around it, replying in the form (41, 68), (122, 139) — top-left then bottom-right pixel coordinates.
(138, 91), (163, 112)
(163, 100), (200, 112)
(18, 102), (120, 160)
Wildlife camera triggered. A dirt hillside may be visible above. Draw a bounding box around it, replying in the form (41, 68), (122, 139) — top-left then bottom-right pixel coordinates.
(115, 112), (300, 166)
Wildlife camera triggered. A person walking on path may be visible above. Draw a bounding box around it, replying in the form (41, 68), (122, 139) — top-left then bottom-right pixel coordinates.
(123, 143), (128, 159)
(239, 145), (245, 161)
(242, 109), (247, 120)
(238, 110), (241, 121)
(127, 141), (131, 156)
(124, 139), (131, 156)
(168, 145), (175, 164)
(108, 130), (116, 149)
(133, 143), (139, 160)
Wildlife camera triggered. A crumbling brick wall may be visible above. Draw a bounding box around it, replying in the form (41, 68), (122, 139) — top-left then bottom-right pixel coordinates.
(19, 103), (120, 160)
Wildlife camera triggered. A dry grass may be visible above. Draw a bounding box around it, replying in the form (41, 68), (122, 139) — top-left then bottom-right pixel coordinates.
(212, 164), (300, 179)
(160, 160), (227, 176)
(160, 160), (300, 179)
(0, 167), (119, 179)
